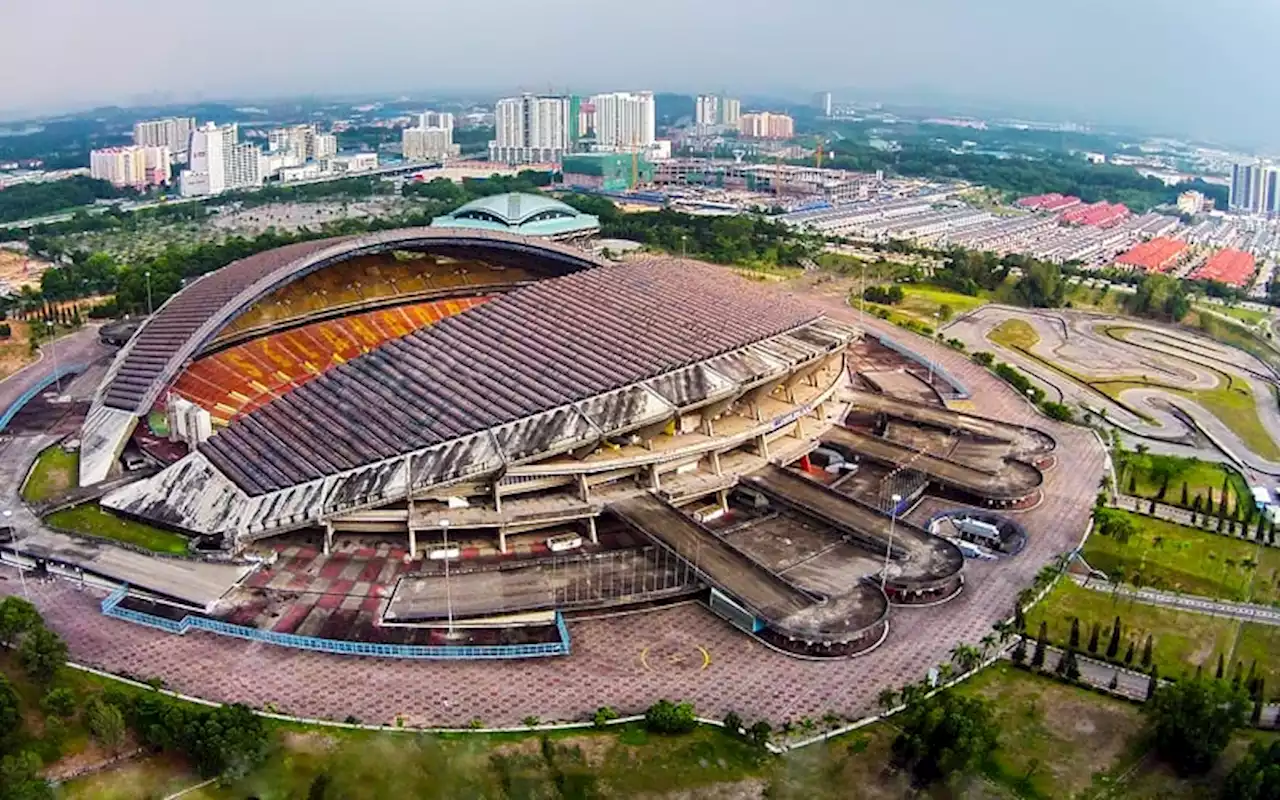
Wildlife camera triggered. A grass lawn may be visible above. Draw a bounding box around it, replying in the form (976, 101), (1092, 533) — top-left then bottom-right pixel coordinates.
(61, 756), (216, 800)
(1082, 510), (1267, 601)
(1195, 310), (1280, 376)
(44, 503), (188, 555)
(988, 318), (1040, 350)
(1230, 624), (1280, 697)
(1115, 452), (1248, 514)
(1199, 303), (1271, 328)
(957, 662), (1145, 799)
(20, 445), (78, 503)
(1064, 283), (1129, 314)
(865, 283), (989, 329)
(1026, 580), (1239, 680)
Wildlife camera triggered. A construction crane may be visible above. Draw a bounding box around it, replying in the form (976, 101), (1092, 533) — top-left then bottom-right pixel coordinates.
(815, 137), (825, 169)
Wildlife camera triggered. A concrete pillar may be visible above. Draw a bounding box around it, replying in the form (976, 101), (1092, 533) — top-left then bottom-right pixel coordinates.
(757, 434), (770, 460)
(717, 490), (729, 513)
(493, 484), (503, 514)
(710, 450), (722, 476)
(813, 401), (826, 421)
(586, 516), (598, 544)
(649, 466), (661, 491)
(499, 528), (507, 554)
(701, 415), (715, 436)
(407, 527), (417, 559)
(795, 415), (806, 438)
(577, 473), (591, 504)
(323, 523), (333, 556)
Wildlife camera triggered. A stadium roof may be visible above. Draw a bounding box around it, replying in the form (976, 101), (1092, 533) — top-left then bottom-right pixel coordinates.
(431, 193), (600, 238)
(80, 228), (610, 486)
(103, 258), (858, 537)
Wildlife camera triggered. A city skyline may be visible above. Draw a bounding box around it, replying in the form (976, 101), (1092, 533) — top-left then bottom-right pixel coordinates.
(3, 0), (1280, 150)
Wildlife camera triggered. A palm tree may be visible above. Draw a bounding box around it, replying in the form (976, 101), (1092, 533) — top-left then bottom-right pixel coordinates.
(937, 663), (956, 684)
(992, 620), (1015, 646)
(950, 643), (982, 673)
(980, 634), (998, 658)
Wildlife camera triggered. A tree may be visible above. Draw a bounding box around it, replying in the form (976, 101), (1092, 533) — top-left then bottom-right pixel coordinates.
(1087, 622), (1100, 654)
(1106, 616), (1122, 660)
(1144, 677), (1248, 775)
(1140, 634), (1153, 669)
(950, 643), (982, 673)
(1030, 622), (1048, 669)
(1011, 635), (1027, 666)
(39, 688), (75, 719)
(1013, 261), (1066, 308)
(1180, 482), (1189, 507)
(0, 751), (53, 800)
(1057, 648), (1081, 682)
(1094, 507), (1136, 544)
(1147, 664), (1159, 700)
(890, 690), (999, 785)
(85, 698), (125, 755)
(877, 689), (899, 712)
(644, 699), (697, 734)
(1124, 640), (1136, 665)
(1068, 618), (1081, 649)
(1216, 653), (1226, 680)
(1221, 739), (1280, 800)
(0, 597), (40, 648)
(0, 675), (20, 750)
(18, 627), (66, 686)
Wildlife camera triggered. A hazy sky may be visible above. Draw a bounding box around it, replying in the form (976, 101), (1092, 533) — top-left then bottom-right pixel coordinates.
(5, 0), (1278, 147)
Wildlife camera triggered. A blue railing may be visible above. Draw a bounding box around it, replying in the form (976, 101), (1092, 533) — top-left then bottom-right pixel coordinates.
(100, 584), (571, 659)
(876, 335), (971, 399)
(0, 363), (86, 433)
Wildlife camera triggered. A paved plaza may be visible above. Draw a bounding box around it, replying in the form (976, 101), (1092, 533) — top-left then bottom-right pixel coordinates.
(0, 289), (1108, 728)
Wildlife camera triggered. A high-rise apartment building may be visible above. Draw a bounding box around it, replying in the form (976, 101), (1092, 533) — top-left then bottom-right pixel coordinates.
(90, 145), (171, 188)
(133, 117), (196, 162)
(812, 91), (833, 116)
(180, 123), (261, 197)
(739, 112), (795, 140)
(1229, 162), (1280, 215)
(489, 94), (572, 164)
(695, 95), (719, 127)
(592, 91), (656, 151)
(403, 126), (458, 162)
(419, 112), (454, 131)
(720, 97), (741, 126)
(268, 124), (336, 164)
(696, 95), (741, 129)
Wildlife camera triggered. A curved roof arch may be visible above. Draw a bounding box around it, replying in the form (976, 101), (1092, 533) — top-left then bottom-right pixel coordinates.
(94, 227), (610, 417)
(452, 193), (581, 226)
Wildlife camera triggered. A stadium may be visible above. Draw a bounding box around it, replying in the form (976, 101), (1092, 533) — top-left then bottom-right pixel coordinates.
(62, 198), (1051, 659)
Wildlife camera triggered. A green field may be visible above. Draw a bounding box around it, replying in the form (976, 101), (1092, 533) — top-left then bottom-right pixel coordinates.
(1082, 509), (1278, 603)
(1198, 303), (1271, 328)
(1230, 623), (1280, 694)
(988, 318), (1040, 350)
(1025, 580), (1239, 680)
(20, 445), (78, 503)
(956, 662), (1146, 798)
(1115, 452), (1249, 513)
(865, 283), (989, 328)
(44, 503), (189, 555)
(1063, 283), (1129, 314)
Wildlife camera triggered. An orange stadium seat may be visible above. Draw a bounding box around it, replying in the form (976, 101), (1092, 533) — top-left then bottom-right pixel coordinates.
(171, 296), (494, 423)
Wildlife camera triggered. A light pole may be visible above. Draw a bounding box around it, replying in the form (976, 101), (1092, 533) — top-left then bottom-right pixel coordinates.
(144, 271), (153, 316)
(46, 321), (61, 395)
(681, 235), (687, 259)
(883, 493), (901, 591)
(1026, 387), (1035, 407)
(440, 518), (454, 636)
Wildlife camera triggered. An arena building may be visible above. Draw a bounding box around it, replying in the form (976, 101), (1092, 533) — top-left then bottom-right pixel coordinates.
(429, 192), (600, 241)
(67, 229), (1059, 657)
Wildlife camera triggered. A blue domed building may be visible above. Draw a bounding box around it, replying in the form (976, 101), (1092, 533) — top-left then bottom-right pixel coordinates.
(431, 192), (600, 242)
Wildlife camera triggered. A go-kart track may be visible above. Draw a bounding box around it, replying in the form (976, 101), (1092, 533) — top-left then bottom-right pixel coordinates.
(948, 305), (1280, 479)
(0, 258), (1105, 730)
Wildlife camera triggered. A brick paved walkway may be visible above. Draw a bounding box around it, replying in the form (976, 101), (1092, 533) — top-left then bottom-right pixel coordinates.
(0, 292), (1107, 729)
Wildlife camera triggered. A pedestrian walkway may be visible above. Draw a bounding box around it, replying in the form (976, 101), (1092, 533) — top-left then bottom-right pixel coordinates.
(1111, 494), (1277, 549)
(1014, 645), (1279, 727)
(1071, 575), (1280, 625)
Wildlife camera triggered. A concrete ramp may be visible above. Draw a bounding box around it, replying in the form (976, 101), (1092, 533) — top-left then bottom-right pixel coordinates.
(824, 425), (1042, 502)
(747, 465), (963, 588)
(611, 494), (815, 624)
(845, 388), (1055, 456)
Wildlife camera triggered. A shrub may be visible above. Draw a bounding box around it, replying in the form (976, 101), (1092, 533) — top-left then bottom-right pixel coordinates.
(862, 284), (905, 304)
(1040, 401), (1074, 422)
(722, 710), (743, 736)
(972, 351), (995, 367)
(891, 691), (998, 785)
(644, 699), (697, 735)
(40, 688), (76, 719)
(1145, 677), (1248, 775)
(591, 706), (619, 728)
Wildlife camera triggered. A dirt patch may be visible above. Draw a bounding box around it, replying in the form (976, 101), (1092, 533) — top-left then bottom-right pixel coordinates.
(280, 730), (339, 755)
(631, 778), (768, 799)
(0, 249), (50, 290)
